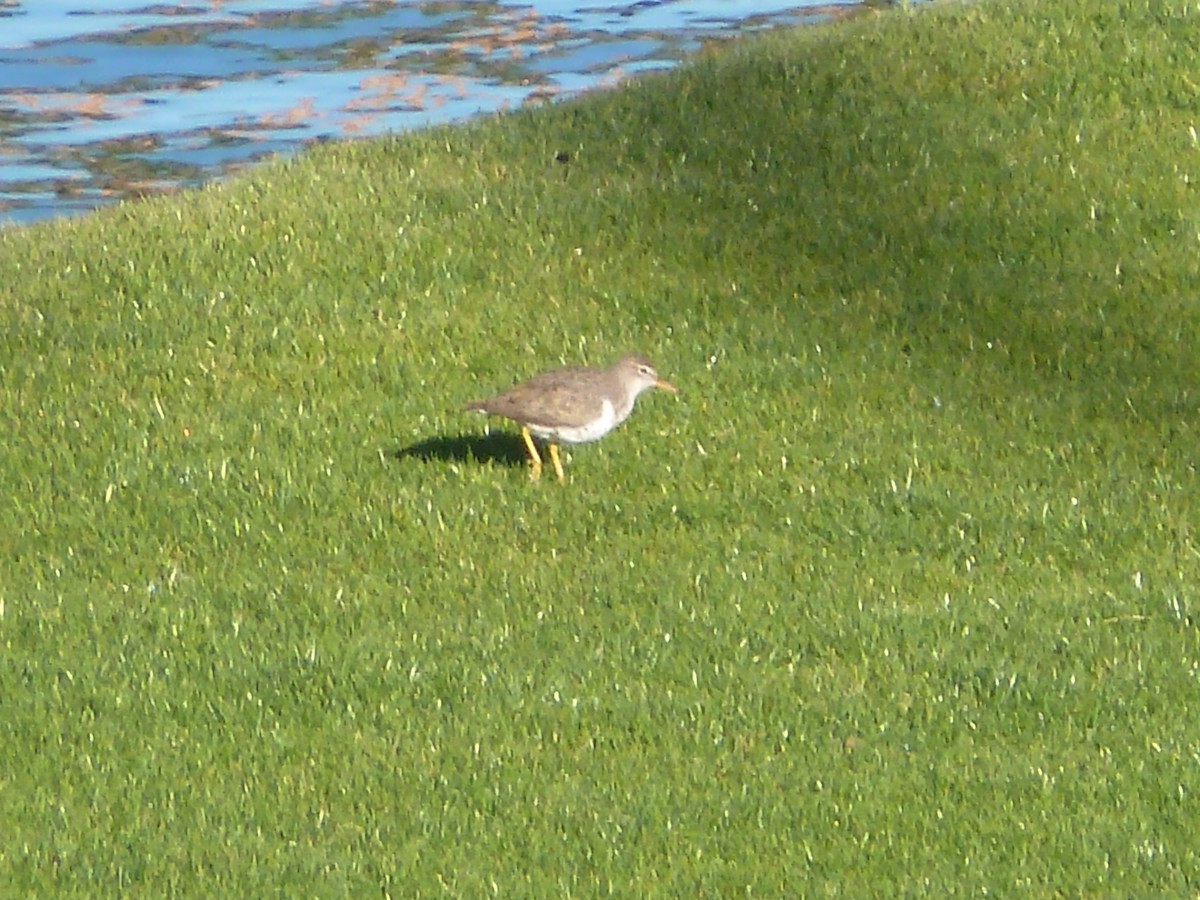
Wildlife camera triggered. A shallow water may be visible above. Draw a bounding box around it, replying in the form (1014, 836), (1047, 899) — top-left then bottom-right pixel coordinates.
(0, 0), (865, 227)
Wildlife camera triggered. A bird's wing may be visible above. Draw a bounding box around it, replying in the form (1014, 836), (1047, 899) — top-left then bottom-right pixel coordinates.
(481, 378), (602, 428)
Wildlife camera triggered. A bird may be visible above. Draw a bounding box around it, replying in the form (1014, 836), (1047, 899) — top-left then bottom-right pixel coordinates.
(465, 354), (678, 482)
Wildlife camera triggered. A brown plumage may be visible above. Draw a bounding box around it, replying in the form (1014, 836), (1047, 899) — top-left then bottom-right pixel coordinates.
(465, 354), (678, 482)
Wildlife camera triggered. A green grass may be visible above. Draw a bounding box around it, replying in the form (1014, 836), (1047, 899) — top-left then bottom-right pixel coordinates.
(3, 0), (1200, 893)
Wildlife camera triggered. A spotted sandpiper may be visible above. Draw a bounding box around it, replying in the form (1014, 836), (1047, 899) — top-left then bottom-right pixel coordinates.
(465, 354), (678, 482)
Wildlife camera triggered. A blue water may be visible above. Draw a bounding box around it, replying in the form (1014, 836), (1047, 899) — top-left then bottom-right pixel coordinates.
(0, 1), (864, 227)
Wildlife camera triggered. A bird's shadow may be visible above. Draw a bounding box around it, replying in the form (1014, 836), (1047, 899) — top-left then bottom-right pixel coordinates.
(390, 431), (528, 470)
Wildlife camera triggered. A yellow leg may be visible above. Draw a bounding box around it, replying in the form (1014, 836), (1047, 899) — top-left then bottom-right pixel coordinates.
(548, 443), (566, 483)
(520, 427), (543, 481)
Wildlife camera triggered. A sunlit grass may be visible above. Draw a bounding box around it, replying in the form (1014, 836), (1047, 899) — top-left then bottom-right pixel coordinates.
(2, 0), (1199, 892)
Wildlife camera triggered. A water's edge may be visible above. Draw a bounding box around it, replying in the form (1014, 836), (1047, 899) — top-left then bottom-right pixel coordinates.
(0, 0), (869, 227)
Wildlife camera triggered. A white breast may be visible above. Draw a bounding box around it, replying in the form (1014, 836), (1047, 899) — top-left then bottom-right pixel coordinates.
(528, 399), (617, 444)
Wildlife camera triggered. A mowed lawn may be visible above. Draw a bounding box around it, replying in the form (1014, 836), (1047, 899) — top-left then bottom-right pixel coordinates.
(2, 0), (1199, 893)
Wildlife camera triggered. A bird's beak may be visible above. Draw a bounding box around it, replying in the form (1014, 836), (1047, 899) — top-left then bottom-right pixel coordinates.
(656, 379), (679, 394)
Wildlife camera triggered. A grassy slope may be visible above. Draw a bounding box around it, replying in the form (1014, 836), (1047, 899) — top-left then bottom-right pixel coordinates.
(3, 0), (1200, 893)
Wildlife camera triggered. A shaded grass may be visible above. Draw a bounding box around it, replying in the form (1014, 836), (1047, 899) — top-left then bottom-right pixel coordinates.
(3, 0), (1200, 893)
